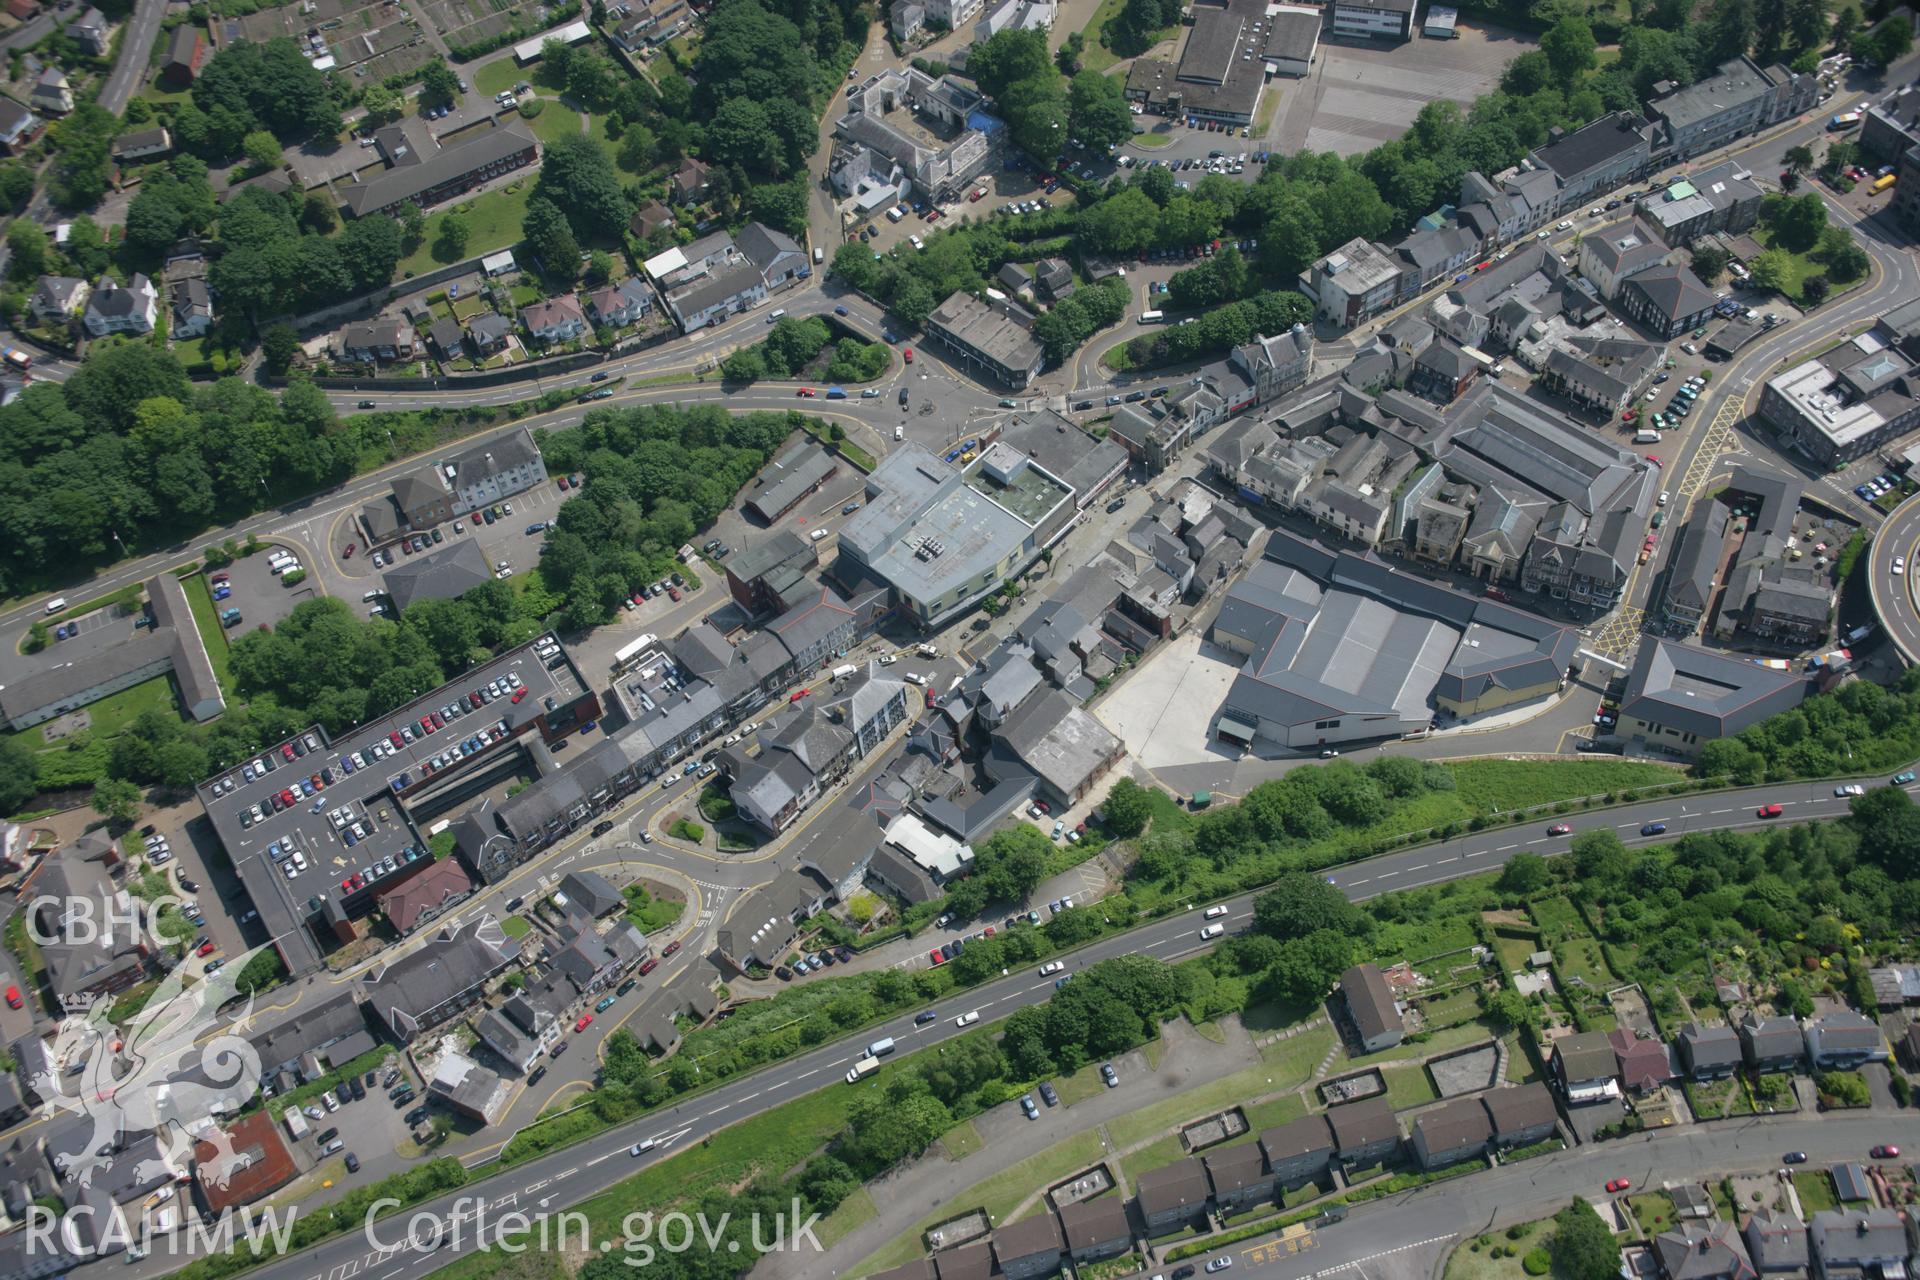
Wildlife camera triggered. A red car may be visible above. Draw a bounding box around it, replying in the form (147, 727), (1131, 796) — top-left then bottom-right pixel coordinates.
(790, 688), (810, 702)
(342, 544), (355, 558)
(574, 1014), (594, 1032)
(511, 688), (527, 703)
(1548, 823), (1572, 836)
(796, 387), (816, 397)
(4, 986), (21, 1010)
(557, 475), (570, 490)
(667, 586), (681, 602)
(662, 939), (682, 957)
(210, 572), (229, 583)
(282, 744), (295, 761)
(197, 940), (217, 957)
(929, 948), (946, 965)
(1606, 1178), (1631, 1193)
(1870, 1145), (1901, 1158)
(639, 957), (660, 975)
(904, 348), (914, 364)
(1644, 454), (1663, 467)
(1757, 803), (1783, 818)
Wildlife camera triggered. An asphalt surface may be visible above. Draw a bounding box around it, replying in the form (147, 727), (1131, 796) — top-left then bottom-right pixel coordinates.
(1869, 493), (1920, 664)
(96, 0), (164, 116)
(73, 766), (1919, 1280)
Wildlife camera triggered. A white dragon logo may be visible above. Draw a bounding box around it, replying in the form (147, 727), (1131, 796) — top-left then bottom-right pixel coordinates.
(31, 945), (270, 1191)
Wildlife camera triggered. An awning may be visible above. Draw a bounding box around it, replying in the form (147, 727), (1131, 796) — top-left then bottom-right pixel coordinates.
(1217, 717), (1257, 743)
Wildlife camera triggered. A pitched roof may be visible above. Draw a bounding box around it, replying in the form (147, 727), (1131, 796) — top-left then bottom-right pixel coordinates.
(1628, 264), (1717, 323)
(375, 857), (475, 932)
(1326, 1094), (1399, 1151)
(1057, 1197), (1130, 1251)
(1340, 962), (1404, 1043)
(383, 538), (491, 612)
(340, 126), (537, 216)
(1482, 1081), (1558, 1137)
(1135, 1157), (1211, 1217)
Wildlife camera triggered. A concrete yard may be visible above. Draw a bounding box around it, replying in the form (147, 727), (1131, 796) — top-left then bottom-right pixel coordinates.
(1093, 630), (1243, 770)
(1272, 24), (1535, 157)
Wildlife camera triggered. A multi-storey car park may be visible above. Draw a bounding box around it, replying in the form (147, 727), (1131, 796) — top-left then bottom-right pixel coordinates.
(194, 636), (599, 977)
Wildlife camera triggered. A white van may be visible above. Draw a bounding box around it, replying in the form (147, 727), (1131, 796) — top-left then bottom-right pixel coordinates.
(1203, 904), (1229, 920)
(267, 550), (294, 566)
(767, 309), (786, 323)
(812, 246), (824, 264)
(1199, 923), (1225, 940)
(1634, 429), (1663, 444)
(44, 597), (67, 614)
(886, 206), (906, 222)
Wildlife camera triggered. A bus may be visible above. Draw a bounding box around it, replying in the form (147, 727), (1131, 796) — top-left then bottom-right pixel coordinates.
(1871, 173), (1897, 194)
(612, 632), (660, 673)
(1829, 111), (1862, 131)
(1138, 309), (1164, 325)
(3, 347), (31, 372)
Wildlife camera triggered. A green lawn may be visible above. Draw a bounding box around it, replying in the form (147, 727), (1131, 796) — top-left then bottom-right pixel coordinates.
(818, 1187), (878, 1248)
(1528, 897), (1587, 937)
(1750, 227), (1824, 305)
(182, 574), (234, 692)
(1105, 1043), (1323, 1150)
(852, 1130), (1107, 1276)
(1443, 1217), (1552, 1280)
(475, 60), (521, 96)
(1794, 1170), (1839, 1213)
(397, 181), (534, 279)
(1132, 129), (1174, 148)
(26, 673), (181, 746)
(500, 915), (532, 939)
(623, 884), (685, 933)
(1379, 1063), (1439, 1110)
(522, 98), (586, 147)
(940, 1119), (984, 1159)
(1446, 759), (1681, 813)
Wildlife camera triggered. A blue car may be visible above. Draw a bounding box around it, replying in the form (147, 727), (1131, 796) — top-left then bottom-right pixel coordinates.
(835, 306), (848, 316)
(1639, 822), (1667, 836)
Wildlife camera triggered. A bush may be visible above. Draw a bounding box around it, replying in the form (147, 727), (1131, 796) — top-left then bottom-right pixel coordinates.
(668, 818), (705, 842)
(1523, 1249), (1552, 1275)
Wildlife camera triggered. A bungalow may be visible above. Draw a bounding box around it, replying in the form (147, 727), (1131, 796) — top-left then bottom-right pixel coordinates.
(586, 277), (653, 327)
(1680, 1021), (1746, 1078)
(523, 294), (588, 343)
(1654, 1221), (1759, 1280)
(1609, 1028), (1674, 1093)
(1741, 1208), (1809, 1279)
(1738, 1015), (1805, 1073)
(1802, 1012), (1887, 1067)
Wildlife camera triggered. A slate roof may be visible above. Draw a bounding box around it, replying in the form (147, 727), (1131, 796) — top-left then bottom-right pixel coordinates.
(1741, 1208), (1808, 1274)
(383, 538), (491, 612)
(1554, 1030), (1618, 1082)
(1655, 1220), (1758, 1280)
(1340, 962), (1404, 1044)
(1682, 1020), (1745, 1070)
(1627, 264), (1717, 324)
(1326, 1095), (1399, 1152)
(1621, 641), (1808, 739)
(1134, 1157), (1211, 1218)
(1261, 1113), (1334, 1164)
(1482, 1081), (1558, 1138)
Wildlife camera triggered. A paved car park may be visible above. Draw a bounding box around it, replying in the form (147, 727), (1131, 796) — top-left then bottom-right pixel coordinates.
(1273, 27), (1527, 156)
(217, 545), (319, 632)
(340, 480), (569, 596)
(196, 637), (592, 974)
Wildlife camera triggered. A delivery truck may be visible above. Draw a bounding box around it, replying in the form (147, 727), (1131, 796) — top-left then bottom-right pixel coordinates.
(846, 1056), (880, 1083)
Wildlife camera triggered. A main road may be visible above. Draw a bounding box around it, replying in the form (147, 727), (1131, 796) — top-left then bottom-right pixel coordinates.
(77, 767), (1914, 1280)
(1870, 492), (1920, 663)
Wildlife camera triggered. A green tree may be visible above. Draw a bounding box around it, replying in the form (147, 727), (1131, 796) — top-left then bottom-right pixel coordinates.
(1102, 777), (1153, 838)
(398, 201), (427, 250)
(1857, 18), (1913, 65)
(7, 219), (49, 280)
(90, 778), (142, 826)
(362, 85), (403, 125)
(1800, 273), (1830, 303)
(1482, 988), (1541, 1033)
(1747, 248), (1791, 292)
(523, 196), (582, 281)
(534, 134), (632, 240)
(261, 323), (300, 374)
(1783, 143), (1815, 175)
(1253, 872), (1366, 941)
(1541, 17), (1599, 79)
(1690, 244), (1732, 282)
(420, 62), (462, 108)
(1551, 1199), (1621, 1280)
(1068, 70), (1134, 151)
(232, 947), (287, 995)
(241, 130), (283, 172)
(1258, 929), (1353, 1006)
(1497, 852), (1552, 895)
(0, 163), (35, 210)
(0, 737), (42, 814)
(437, 212), (471, 259)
